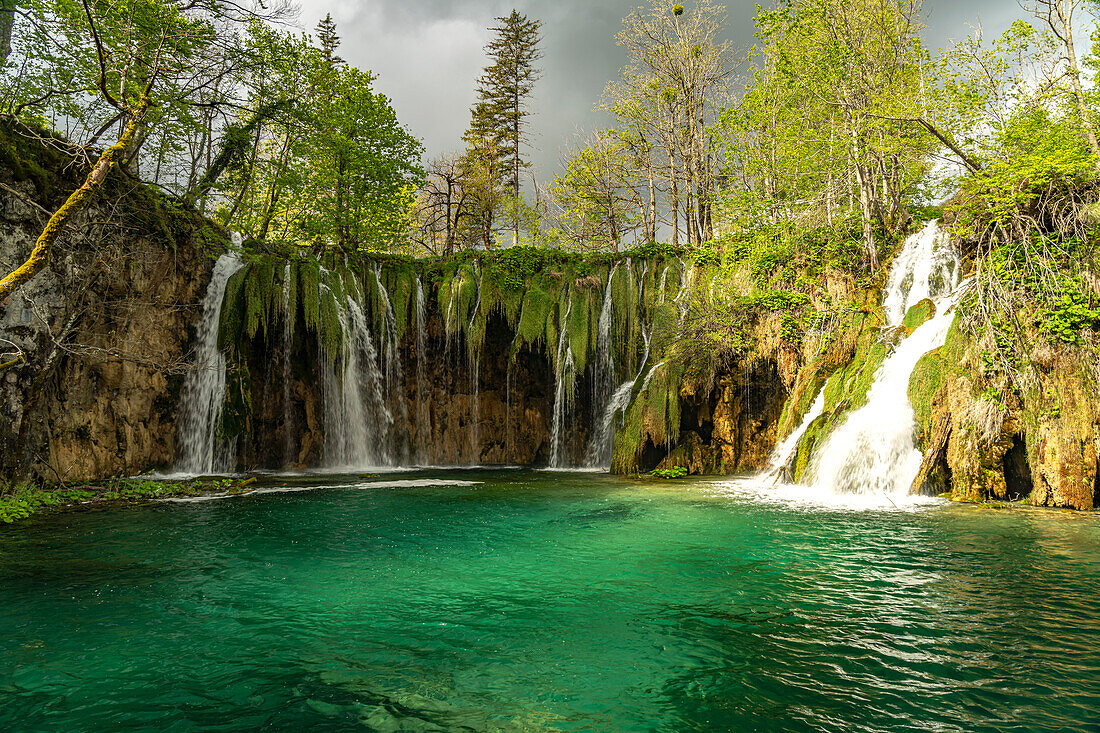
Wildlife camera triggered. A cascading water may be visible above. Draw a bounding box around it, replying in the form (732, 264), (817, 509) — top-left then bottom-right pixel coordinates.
(676, 260), (694, 324)
(175, 250), (245, 475)
(322, 293), (393, 469)
(805, 221), (963, 496)
(373, 265), (409, 463)
(281, 262), (295, 467)
(583, 381), (634, 469)
(584, 290), (655, 470)
(415, 276), (429, 464)
(549, 300), (575, 468)
(759, 389), (825, 482)
(584, 264), (620, 462)
(882, 219), (959, 327)
(467, 265), (481, 465)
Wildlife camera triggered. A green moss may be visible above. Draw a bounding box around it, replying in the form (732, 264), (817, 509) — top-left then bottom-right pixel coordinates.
(903, 298), (936, 331)
(318, 281), (343, 356)
(0, 118), (70, 202)
(513, 280), (557, 353)
(299, 260), (322, 336)
(218, 265), (248, 351)
(0, 478), (255, 524)
(244, 261), (275, 340)
(566, 288), (595, 377)
(611, 359), (684, 474)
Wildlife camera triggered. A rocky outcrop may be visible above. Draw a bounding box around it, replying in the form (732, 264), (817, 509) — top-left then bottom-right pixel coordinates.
(908, 313), (1099, 510)
(0, 121), (223, 481)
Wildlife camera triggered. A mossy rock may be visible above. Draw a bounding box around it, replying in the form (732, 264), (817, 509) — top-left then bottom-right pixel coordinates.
(903, 298), (936, 331)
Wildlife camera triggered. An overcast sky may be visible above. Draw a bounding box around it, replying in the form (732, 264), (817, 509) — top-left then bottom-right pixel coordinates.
(297, 1), (1025, 183)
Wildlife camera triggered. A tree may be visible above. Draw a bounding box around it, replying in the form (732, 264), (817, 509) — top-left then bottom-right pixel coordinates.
(213, 20), (423, 253)
(551, 131), (643, 251)
(719, 0), (935, 267)
(0, 0), (202, 301)
(315, 12), (343, 68)
(465, 10), (543, 247)
(613, 0), (739, 246)
(413, 154), (478, 255)
(1023, 0), (1097, 153)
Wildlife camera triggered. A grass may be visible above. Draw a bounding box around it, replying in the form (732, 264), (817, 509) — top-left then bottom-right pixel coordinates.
(0, 477), (256, 525)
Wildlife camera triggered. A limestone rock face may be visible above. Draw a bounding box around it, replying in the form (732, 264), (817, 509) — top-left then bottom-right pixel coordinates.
(1026, 351), (1099, 510)
(909, 318), (1099, 510)
(0, 126), (220, 481)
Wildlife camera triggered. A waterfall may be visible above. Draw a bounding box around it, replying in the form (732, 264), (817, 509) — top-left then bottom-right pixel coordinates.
(583, 380), (634, 469)
(805, 221), (963, 496)
(883, 219), (959, 327)
(505, 363), (513, 462)
(373, 265), (408, 463)
(467, 266), (481, 464)
(415, 276), (429, 464)
(584, 264), (620, 463)
(759, 389), (825, 482)
(281, 262), (295, 467)
(322, 294), (393, 469)
(676, 260), (694, 324)
(549, 299), (575, 468)
(176, 250), (245, 475)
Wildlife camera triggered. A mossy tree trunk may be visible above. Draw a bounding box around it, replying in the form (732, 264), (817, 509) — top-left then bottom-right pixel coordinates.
(0, 106), (148, 304)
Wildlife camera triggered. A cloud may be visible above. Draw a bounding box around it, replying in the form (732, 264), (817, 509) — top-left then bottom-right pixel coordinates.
(293, 0), (1026, 184)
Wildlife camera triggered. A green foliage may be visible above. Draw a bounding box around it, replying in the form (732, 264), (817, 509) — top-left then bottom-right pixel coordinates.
(952, 109), (1099, 242)
(550, 130), (641, 248)
(0, 478), (250, 524)
(1039, 289), (1100, 344)
(719, 0), (934, 259)
(649, 466), (688, 479)
(215, 20), (424, 254)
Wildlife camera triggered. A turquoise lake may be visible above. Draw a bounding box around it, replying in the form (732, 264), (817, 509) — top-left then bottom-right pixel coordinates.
(1, 470), (1099, 731)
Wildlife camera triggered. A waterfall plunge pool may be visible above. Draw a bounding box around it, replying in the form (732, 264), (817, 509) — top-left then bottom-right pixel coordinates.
(2, 469), (1098, 731)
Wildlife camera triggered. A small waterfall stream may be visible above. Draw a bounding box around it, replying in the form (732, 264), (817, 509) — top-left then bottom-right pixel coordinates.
(760, 389), (826, 482)
(281, 262), (295, 467)
(549, 299), (575, 468)
(322, 293), (392, 469)
(467, 265), (481, 464)
(415, 276), (429, 464)
(175, 250), (245, 475)
(584, 264), (620, 464)
(804, 221), (963, 496)
(373, 265), (409, 463)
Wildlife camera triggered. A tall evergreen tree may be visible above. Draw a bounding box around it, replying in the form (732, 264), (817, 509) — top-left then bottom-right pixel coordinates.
(464, 10), (543, 246)
(315, 13), (344, 69)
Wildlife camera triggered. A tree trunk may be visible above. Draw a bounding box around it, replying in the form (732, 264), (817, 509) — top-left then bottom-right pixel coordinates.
(0, 1), (14, 64)
(1059, 0), (1099, 154)
(647, 162), (656, 244)
(670, 151), (679, 248)
(0, 107), (146, 302)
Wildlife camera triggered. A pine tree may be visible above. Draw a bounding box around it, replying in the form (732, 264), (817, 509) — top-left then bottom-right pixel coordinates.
(315, 13), (344, 69)
(464, 10), (543, 247)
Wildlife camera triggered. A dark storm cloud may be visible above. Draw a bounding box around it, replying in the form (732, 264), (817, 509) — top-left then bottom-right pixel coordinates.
(298, 0), (1026, 182)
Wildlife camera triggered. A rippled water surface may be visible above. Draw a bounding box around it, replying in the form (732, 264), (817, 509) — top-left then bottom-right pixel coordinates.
(2, 470), (1099, 731)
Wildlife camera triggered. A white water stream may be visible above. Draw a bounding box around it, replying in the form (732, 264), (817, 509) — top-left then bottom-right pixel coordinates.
(415, 276), (429, 463)
(760, 388), (826, 482)
(175, 250), (245, 475)
(549, 299), (575, 468)
(805, 221), (963, 496)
